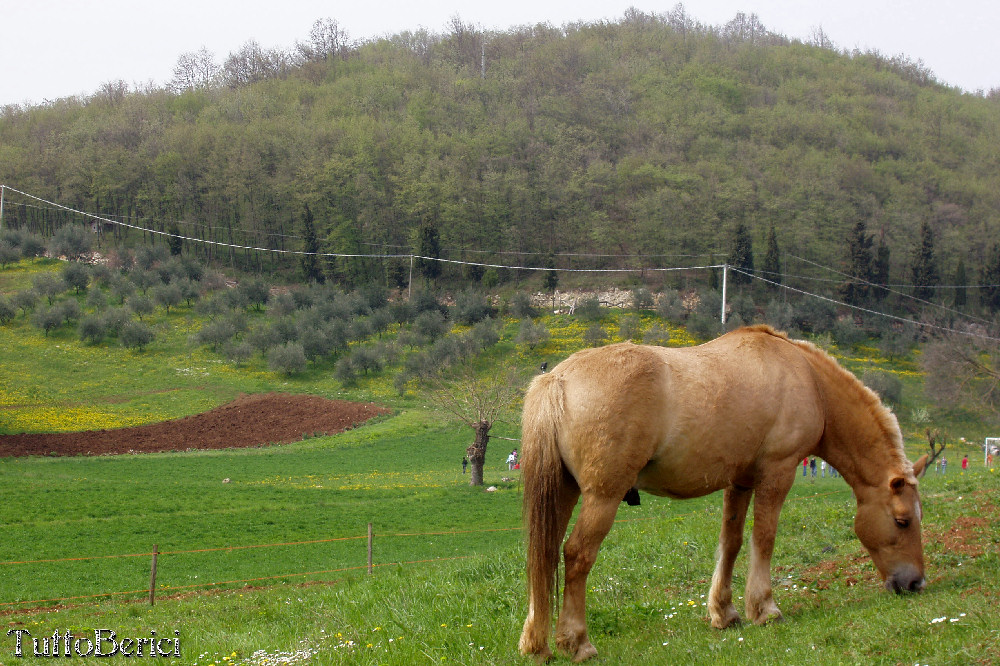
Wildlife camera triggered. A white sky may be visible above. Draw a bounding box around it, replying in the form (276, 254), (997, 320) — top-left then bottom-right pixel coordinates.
(1, 0), (998, 107)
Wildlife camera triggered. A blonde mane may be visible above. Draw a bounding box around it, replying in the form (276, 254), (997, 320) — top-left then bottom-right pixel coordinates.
(743, 325), (909, 473)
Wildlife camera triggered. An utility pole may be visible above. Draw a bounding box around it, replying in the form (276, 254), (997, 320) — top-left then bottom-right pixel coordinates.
(720, 264), (728, 325)
(0, 185), (5, 230)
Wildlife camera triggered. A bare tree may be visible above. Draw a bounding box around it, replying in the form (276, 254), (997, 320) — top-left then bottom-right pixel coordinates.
(923, 332), (1000, 414)
(222, 41), (290, 88)
(923, 428), (947, 475)
(295, 18), (349, 63)
(428, 361), (528, 486)
(170, 47), (220, 93)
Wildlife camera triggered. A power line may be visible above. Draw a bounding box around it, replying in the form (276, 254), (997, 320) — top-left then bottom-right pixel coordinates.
(732, 267), (1000, 342)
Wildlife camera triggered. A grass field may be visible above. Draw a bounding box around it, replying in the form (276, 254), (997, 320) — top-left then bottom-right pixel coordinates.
(2, 260), (998, 664)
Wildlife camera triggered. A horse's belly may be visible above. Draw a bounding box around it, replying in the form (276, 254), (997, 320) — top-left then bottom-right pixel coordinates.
(634, 440), (758, 499)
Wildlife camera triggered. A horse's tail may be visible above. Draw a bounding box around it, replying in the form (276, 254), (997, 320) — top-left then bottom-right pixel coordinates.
(519, 372), (568, 656)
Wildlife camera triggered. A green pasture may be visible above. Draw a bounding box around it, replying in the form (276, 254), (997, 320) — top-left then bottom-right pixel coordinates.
(1, 259), (998, 664)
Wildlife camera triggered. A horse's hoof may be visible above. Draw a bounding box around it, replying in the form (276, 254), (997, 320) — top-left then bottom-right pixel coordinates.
(572, 642), (598, 662)
(711, 607), (742, 629)
(519, 645), (553, 663)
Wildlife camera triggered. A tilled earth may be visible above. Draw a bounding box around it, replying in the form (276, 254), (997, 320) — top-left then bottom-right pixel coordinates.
(0, 393), (390, 457)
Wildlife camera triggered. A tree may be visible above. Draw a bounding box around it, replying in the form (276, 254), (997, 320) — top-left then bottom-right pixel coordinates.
(167, 223), (184, 256)
(427, 362), (527, 486)
(49, 225), (92, 261)
(911, 220), (939, 300)
(119, 320), (155, 351)
(841, 219), (874, 306)
(872, 235), (891, 302)
(299, 205), (324, 283)
(61, 261), (90, 294)
(761, 225), (781, 289)
(923, 333), (1000, 415)
(953, 258), (968, 308)
(413, 223), (442, 283)
(982, 244), (1000, 312)
(727, 221), (754, 284)
(169, 47), (219, 92)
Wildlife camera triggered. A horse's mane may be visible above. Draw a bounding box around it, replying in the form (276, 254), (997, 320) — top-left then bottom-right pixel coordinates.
(742, 325), (909, 471)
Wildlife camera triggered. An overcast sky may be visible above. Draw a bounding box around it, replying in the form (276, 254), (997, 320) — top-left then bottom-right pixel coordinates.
(2, 0), (997, 107)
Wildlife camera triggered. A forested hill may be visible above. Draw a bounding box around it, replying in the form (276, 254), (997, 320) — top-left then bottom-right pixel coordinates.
(2, 9), (999, 287)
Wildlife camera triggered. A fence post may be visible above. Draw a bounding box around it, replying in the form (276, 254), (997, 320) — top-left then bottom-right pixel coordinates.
(367, 523), (374, 575)
(149, 544), (159, 606)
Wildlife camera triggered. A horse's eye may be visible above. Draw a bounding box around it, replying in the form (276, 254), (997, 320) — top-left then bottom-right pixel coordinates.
(895, 518), (910, 529)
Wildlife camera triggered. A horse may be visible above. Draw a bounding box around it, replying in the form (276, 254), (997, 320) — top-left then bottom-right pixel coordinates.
(519, 325), (927, 662)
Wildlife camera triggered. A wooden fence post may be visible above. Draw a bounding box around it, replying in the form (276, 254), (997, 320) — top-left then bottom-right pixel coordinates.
(149, 544), (159, 606)
(367, 523), (373, 575)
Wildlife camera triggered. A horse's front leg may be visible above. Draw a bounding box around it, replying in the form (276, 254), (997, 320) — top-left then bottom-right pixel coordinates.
(745, 475), (794, 624)
(709, 485), (752, 628)
(555, 494), (620, 662)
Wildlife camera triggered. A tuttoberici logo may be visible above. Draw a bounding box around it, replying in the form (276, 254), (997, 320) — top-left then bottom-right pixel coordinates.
(6, 629), (181, 658)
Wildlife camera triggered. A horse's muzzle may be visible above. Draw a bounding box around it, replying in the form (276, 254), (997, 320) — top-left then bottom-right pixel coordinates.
(886, 565), (925, 594)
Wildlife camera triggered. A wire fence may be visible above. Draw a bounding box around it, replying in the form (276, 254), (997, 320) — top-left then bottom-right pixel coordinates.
(0, 487), (853, 611)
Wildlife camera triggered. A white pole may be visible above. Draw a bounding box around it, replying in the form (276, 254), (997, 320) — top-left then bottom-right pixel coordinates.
(720, 263), (728, 325)
(408, 255), (414, 300)
(0, 185), (5, 230)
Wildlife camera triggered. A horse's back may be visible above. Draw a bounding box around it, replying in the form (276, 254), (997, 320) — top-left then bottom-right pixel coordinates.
(536, 328), (826, 498)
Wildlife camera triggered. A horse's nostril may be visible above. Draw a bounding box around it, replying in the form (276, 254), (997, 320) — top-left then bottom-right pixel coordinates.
(909, 577), (925, 593)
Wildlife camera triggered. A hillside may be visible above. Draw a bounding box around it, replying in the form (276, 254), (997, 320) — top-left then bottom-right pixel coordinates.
(2, 9), (1000, 290)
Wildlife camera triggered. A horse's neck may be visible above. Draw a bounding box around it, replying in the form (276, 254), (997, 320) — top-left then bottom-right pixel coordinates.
(810, 356), (903, 491)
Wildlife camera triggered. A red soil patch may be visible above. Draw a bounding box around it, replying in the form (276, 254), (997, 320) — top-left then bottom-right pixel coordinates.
(0, 393), (390, 457)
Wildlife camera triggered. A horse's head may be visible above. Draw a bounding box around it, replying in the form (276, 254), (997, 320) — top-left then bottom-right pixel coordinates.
(853, 455), (928, 593)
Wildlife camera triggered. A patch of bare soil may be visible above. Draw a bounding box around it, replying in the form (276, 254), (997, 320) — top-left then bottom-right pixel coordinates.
(0, 393), (390, 457)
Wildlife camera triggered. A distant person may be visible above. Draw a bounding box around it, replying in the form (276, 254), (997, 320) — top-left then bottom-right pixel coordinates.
(961, 455), (969, 471)
(803, 458), (808, 477)
(462, 456), (468, 474)
(940, 457), (947, 474)
(820, 460), (827, 477)
(810, 458), (817, 478)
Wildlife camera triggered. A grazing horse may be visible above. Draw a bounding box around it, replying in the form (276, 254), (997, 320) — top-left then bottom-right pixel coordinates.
(519, 325), (927, 662)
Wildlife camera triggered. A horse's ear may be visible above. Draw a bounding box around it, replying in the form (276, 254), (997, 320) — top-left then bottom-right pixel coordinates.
(912, 454), (929, 478)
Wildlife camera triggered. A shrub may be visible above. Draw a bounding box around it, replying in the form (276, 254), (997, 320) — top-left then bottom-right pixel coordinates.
(687, 313), (721, 340)
(656, 289), (686, 322)
(0, 240), (20, 267)
(31, 305), (63, 336)
(238, 278), (271, 311)
(762, 299), (796, 332)
(222, 340), (254, 366)
(101, 308), (131, 336)
(57, 299), (81, 324)
(642, 322), (671, 346)
(576, 297), (603, 321)
(469, 318), (500, 350)
(453, 289), (494, 325)
(49, 224), (92, 260)
(119, 320), (155, 350)
(12, 289), (38, 315)
(509, 292), (535, 319)
(85, 287), (108, 311)
(334, 356), (357, 385)
(33, 273), (64, 305)
(268, 342), (307, 375)
(632, 288), (654, 311)
(832, 317), (866, 349)
(152, 283), (183, 313)
(247, 324), (283, 357)
(619, 314), (641, 342)
(862, 369), (903, 406)
(412, 310), (449, 340)
(583, 322), (609, 346)
(194, 318), (238, 351)
(516, 318), (550, 348)
(79, 314), (111, 345)
(349, 346), (384, 375)
(0, 297), (17, 324)
(126, 294), (155, 321)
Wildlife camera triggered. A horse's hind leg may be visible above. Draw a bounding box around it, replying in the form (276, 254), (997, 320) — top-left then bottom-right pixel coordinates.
(745, 474), (794, 624)
(519, 473), (580, 661)
(555, 493), (619, 662)
(709, 485), (752, 629)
